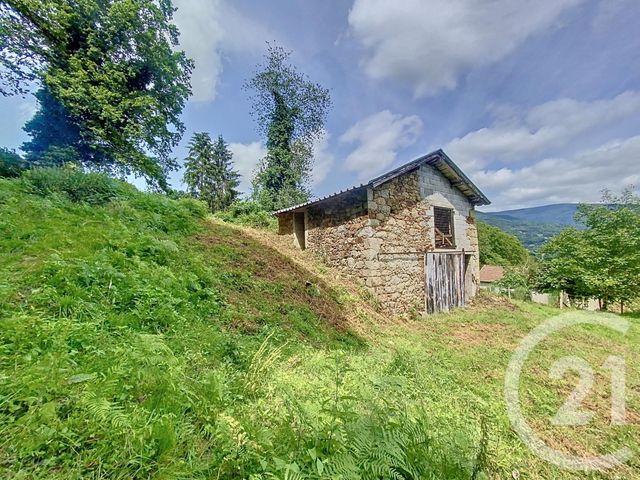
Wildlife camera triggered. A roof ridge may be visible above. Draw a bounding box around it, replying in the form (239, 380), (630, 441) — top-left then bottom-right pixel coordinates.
(273, 149), (490, 215)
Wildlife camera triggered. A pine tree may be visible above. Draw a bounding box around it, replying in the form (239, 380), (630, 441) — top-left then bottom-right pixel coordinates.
(211, 135), (240, 211)
(183, 133), (240, 212)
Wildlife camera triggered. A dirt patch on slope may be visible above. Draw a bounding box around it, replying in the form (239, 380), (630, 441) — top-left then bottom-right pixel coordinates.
(206, 221), (396, 336)
(469, 291), (521, 312)
(446, 321), (522, 348)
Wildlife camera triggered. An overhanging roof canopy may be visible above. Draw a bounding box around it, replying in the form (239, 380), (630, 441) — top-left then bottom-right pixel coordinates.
(273, 149), (490, 215)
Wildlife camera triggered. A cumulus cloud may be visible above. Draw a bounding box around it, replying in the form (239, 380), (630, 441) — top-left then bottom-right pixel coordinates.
(228, 130), (336, 195)
(348, 0), (582, 97)
(229, 141), (267, 194)
(446, 90), (640, 170)
(310, 130), (335, 187)
(341, 110), (423, 177)
(173, 0), (275, 102)
(475, 136), (640, 210)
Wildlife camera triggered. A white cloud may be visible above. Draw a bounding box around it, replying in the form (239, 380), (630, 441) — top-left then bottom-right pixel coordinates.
(348, 0), (583, 97)
(341, 110), (423, 177)
(475, 135), (640, 210)
(229, 141), (267, 194)
(310, 130), (335, 187)
(228, 131), (335, 196)
(446, 90), (640, 170)
(173, 0), (275, 102)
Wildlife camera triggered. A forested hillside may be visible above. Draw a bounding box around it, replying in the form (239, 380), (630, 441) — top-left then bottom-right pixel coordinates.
(477, 211), (567, 251)
(480, 204), (579, 226)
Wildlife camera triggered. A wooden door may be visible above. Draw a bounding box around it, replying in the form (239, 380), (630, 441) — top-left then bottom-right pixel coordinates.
(425, 252), (465, 314)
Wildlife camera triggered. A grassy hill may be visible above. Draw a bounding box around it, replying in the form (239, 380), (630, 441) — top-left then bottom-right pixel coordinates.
(1, 173), (638, 479)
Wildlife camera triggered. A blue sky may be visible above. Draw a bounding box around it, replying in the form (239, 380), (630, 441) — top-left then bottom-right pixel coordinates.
(1, 0), (639, 211)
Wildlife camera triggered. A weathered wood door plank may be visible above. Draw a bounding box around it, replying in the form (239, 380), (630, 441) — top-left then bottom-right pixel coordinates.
(425, 252), (465, 314)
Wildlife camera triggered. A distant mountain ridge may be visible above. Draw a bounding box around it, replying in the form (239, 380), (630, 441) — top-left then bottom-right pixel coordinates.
(477, 203), (580, 251)
(479, 203), (579, 226)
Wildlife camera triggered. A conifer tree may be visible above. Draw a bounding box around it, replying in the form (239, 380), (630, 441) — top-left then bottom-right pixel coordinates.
(183, 133), (239, 212)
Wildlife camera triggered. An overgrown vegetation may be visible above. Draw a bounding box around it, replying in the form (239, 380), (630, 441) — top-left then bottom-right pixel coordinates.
(21, 165), (131, 205)
(477, 221), (530, 266)
(215, 200), (278, 230)
(1, 171), (638, 478)
(1, 170), (491, 479)
(537, 188), (640, 311)
(0, 147), (27, 177)
(246, 44), (331, 211)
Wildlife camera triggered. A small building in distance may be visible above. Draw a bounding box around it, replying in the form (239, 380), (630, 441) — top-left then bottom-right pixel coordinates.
(274, 149), (490, 314)
(479, 265), (505, 290)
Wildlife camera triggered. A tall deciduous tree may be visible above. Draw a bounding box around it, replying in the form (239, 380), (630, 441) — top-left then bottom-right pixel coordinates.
(537, 188), (640, 311)
(0, 0), (193, 188)
(245, 44), (331, 211)
(22, 87), (112, 168)
(183, 133), (240, 213)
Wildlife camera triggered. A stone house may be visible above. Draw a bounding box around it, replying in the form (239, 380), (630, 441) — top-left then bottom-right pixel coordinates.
(274, 149), (490, 314)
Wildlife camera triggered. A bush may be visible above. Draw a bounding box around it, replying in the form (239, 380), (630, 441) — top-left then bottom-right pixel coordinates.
(216, 200), (277, 230)
(0, 148), (28, 178)
(478, 221), (529, 266)
(21, 167), (129, 205)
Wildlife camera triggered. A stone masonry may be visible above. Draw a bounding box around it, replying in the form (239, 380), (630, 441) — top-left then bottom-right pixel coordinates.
(277, 161), (481, 314)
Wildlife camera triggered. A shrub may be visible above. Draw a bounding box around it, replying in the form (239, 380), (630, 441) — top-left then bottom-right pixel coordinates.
(21, 167), (128, 205)
(216, 200), (277, 230)
(0, 148), (28, 178)
(127, 193), (208, 233)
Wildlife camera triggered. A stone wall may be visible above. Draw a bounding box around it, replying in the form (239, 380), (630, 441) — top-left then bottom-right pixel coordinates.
(278, 212), (294, 235)
(275, 164), (480, 314)
(363, 171), (430, 312)
(305, 188), (369, 269)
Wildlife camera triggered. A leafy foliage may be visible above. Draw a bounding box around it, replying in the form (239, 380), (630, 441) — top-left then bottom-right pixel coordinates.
(0, 172), (489, 479)
(537, 188), (640, 308)
(21, 87), (112, 169)
(246, 44), (331, 211)
(21, 166), (131, 205)
(0, 0), (193, 187)
(477, 221), (529, 266)
(495, 267), (532, 301)
(215, 200), (277, 230)
(0, 147), (27, 177)
(183, 133), (240, 212)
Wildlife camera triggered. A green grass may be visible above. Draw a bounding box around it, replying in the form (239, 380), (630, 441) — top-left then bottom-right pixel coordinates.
(0, 173), (638, 479)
